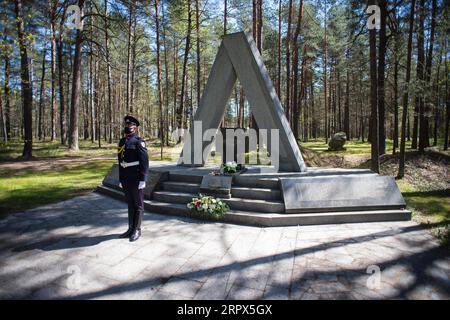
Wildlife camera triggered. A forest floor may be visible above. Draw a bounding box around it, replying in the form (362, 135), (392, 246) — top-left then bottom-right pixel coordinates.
(0, 139), (176, 218)
(302, 139), (450, 246)
(0, 138), (448, 245)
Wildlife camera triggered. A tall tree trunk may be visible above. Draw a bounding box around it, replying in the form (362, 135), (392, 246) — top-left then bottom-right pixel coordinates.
(196, 0), (201, 110)
(377, 0), (387, 155)
(420, 0), (437, 151)
(359, 68), (365, 142)
(412, 0), (426, 150)
(323, 2), (328, 143)
(257, 0), (262, 52)
(433, 36), (443, 146)
(398, 0), (416, 178)
(285, 0), (293, 120)
(252, 0), (257, 41)
(248, 0), (259, 134)
(130, 13), (137, 114)
(310, 78), (316, 139)
(297, 47), (307, 140)
(0, 87), (5, 141)
(3, 51), (11, 140)
(344, 68), (350, 140)
(49, 0), (57, 142)
(162, 1), (170, 145)
(38, 46), (46, 141)
(238, 87), (244, 127)
(89, 0), (95, 143)
(104, 0), (113, 143)
(393, 41), (399, 154)
(178, 0), (192, 131)
(444, 42), (449, 150)
(89, 49), (95, 143)
(126, 2), (134, 113)
(369, 0), (379, 173)
(337, 67), (341, 132)
(292, 0), (304, 140)
(14, 0), (33, 159)
(68, 0), (85, 151)
(95, 59), (101, 147)
(173, 37), (178, 132)
(57, 2), (67, 145)
(155, 0), (164, 159)
(276, 0), (281, 97)
(223, 0), (227, 35)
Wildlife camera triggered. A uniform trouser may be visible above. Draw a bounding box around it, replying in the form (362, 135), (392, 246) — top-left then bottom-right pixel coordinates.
(122, 181), (144, 231)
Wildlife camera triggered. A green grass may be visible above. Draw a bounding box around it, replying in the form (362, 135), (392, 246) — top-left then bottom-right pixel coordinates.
(0, 138), (178, 162)
(300, 139), (416, 156)
(301, 138), (448, 157)
(0, 139), (117, 161)
(0, 138), (176, 217)
(301, 138), (450, 245)
(397, 180), (450, 245)
(0, 159), (115, 217)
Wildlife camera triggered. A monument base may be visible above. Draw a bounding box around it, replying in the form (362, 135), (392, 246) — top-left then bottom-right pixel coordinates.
(97, 162), (411, 227)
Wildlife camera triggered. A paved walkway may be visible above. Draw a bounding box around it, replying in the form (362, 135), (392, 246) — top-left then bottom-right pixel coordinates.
(0, 192), (449, 300)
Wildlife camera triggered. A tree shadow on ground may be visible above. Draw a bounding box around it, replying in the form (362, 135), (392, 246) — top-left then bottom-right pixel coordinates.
(60, 221), (450, 300)
(2, 193), (449, 300)
(12, 234), (120, 252)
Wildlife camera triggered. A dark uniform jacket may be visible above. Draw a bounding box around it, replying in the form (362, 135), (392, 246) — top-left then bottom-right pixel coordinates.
(118, 134), (149, 184)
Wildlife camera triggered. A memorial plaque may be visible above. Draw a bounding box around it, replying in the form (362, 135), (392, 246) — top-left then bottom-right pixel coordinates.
(200, 175), (232, 198)
(281, 175), (406, 213)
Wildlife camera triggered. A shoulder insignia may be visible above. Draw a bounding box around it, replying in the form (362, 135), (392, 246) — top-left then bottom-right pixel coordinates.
(140, 141), (146, 148)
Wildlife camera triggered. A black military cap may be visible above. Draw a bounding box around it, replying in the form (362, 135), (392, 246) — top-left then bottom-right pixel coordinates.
(124, 115), (140, 127)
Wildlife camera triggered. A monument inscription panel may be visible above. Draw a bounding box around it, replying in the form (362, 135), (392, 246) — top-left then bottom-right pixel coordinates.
(281, 175), (406, 213)
(200, 175), (232, 198)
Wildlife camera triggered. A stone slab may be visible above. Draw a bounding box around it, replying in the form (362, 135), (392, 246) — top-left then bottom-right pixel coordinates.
(200, 175), (232, 198)
(102, 164), (121, 190)
(280, 175), (406, 213)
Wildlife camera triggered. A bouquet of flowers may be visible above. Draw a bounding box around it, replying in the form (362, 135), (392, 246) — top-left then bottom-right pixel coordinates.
(187, 194), (229, 220)
(220, 161), (243, 175)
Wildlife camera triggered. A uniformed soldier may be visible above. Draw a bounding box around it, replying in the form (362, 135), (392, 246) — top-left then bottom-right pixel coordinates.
(117, 115), (149, 242)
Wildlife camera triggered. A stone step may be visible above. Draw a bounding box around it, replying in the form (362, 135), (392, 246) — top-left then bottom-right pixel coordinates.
(222, 209), (412, 227)
(152, 191), (201, 204)
(162, 181), (200, 193)
(96, 185), (411, 226)
(152, 191), (285, 213)
(231, 187), (281, 201)
(146, 202), (412, 227)
(233, 176), (280, 189)
(226, 197), (285, 213)
(146, 200), (191, 218)
(168, 173), (203, 184)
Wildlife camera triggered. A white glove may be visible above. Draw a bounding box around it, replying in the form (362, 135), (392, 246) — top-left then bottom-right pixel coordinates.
(119, 183), (122, 188)
(138, 181), (146, 189)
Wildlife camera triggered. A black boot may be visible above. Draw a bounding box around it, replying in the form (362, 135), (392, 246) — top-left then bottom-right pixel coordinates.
(129, 228), (141, 242)
(129, 209), (143, 242)
(119, 207), (135, 238)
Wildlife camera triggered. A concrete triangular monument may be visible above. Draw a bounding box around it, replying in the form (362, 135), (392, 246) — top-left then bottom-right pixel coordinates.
(178, 31), (307, 172)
